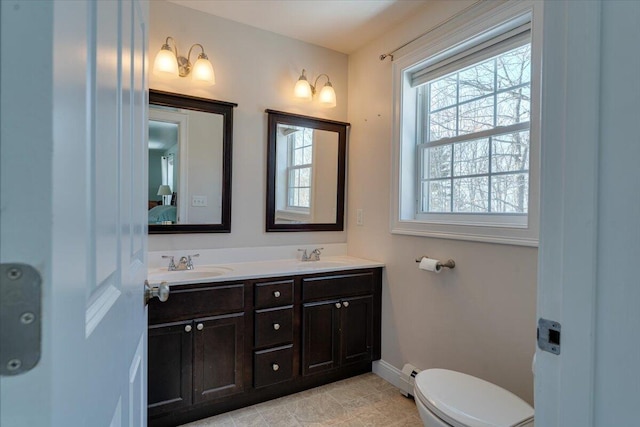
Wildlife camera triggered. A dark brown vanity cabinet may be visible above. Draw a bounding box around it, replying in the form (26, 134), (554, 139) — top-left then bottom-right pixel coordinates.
(302, 272), (379, 376)
(147, 283), (245, 418)
(252, 279), (295, 388)
(148, 267), (381, 427)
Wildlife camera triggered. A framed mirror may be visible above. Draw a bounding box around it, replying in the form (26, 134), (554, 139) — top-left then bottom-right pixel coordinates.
(148, 90), (236, 233)
(266, 110), (349, 232)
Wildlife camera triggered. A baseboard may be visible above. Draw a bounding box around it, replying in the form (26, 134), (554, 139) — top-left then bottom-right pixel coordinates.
(372, 360), (404, 390)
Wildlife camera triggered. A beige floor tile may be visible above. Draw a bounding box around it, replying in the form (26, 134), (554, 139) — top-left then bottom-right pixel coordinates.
(260, 407), (301, 427)
(179, 373), (420, 427)
(233, 412), (268, 427)
(289, 394), (346, 424)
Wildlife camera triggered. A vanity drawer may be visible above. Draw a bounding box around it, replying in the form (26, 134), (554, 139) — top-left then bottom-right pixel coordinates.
(254, 345), (293, 388)
(302, 272), (373, 302)
(254, 306), (293, 348)
(254, 280), (294, 308)
(149, 283), (245, 325)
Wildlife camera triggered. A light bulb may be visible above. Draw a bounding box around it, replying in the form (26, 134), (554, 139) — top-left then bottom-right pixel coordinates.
(191, 55), (215, 86)
(294, 70), (313, 101)
(153, 45), (178, 78)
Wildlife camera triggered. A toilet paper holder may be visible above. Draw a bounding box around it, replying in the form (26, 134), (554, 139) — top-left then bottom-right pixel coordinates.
(414, 256), (456, 269)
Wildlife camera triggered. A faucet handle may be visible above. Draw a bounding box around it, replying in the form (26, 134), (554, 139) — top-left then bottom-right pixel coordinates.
(186, 253), (200, 269)
(311, 247), (324, 260)
(297, 248), (309, 261)
(161, 255), (176, 271)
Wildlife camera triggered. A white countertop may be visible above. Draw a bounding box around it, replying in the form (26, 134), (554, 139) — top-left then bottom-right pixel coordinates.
(147, 255), (384, 286)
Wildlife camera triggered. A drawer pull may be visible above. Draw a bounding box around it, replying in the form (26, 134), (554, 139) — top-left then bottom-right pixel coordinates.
(184, 325), (192, 333)
(273, 323), (281, 331)
(273, 291), (281, 298)
(335, 302), (342, 309)
(272, 363), (279, 371)
(196, 323), (204, 331)
(343, 301), (350, 308)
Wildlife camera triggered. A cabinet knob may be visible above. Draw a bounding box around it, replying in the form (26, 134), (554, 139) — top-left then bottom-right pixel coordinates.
(196, 323), (204, 331)
(335, 302), (342, 309)
(273, 291), (281, 298)
(273, 323), (281, 331)
(272, 363), (279, 371)
(184, 325), (192, 333)
(343, 301), (350, 308)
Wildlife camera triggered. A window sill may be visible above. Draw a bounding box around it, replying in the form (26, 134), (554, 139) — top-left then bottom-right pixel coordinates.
(391, 220), (538, 247)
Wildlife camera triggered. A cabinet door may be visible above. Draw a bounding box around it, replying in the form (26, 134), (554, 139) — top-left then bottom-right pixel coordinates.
(193, 313), (245, 403)
(302, 300), (340, 376)
(148, 321), (193, 416)
(340, 296), (373, 366)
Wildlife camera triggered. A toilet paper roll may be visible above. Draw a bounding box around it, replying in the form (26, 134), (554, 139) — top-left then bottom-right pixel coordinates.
(418, 257), (442, 273)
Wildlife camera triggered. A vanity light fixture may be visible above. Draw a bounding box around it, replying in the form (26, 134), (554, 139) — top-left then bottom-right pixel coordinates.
(153, 36), (215, 86)
(294, 69), (337, 108)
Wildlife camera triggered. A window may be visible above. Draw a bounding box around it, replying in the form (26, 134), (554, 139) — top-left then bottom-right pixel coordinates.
(418, 43), (530, 222)
(287, 127), (314, 211)
(391, 4), (540, 246)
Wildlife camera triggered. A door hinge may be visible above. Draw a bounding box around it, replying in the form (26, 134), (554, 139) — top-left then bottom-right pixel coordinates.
(537, 318), (561, 355)
(0, 263), (42, 376)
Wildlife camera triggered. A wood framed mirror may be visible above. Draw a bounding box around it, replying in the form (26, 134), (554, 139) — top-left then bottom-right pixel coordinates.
(265, 110), (349, 232)
(148, 90), (236, 234)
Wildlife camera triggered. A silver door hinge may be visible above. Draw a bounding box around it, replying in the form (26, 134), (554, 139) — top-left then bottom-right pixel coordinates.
(0, 263), (42, 376)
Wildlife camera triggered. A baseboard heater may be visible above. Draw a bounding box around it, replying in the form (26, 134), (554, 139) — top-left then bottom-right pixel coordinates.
(399, 363), (421, 397)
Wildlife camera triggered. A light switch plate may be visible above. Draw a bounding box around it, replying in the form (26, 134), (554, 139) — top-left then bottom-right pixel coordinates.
(192, 195), (208, 207)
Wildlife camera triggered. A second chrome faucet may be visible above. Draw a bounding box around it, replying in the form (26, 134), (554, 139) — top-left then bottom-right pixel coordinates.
(162, 253), (200, 271)
(298, 247), (324, 262)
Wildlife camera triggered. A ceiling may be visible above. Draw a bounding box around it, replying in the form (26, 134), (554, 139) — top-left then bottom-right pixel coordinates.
(166, 0), (430, 54)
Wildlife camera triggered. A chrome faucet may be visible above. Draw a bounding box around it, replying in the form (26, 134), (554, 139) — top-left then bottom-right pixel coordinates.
(162, 254), (200, 271)
(298, 247), (324, 262)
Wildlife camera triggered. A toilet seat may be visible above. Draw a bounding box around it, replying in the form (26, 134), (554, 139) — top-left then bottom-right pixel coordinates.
(414, 369), (534, 427)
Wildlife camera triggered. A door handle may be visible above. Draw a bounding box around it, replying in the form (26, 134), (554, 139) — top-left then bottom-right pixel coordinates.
(144, 280), (170, 304)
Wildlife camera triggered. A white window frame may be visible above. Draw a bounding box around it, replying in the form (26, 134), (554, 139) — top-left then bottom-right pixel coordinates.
(286, 130), (313, 211)
(390, 1), (542, 246)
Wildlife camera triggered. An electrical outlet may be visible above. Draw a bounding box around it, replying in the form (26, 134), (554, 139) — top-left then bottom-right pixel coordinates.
(192, 195), (208, 207)
(356, 209), (363, 226)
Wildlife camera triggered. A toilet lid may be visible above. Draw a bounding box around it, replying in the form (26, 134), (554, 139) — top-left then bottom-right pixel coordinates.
(414, 369), (534, 427)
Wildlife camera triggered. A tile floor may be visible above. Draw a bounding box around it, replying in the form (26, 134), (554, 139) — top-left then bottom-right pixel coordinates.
(180, 373), (422, 427)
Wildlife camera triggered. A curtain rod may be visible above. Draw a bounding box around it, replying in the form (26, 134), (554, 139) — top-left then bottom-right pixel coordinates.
(379, 0), (485, 62)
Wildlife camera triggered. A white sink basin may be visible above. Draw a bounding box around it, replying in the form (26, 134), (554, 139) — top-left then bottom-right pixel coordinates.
(148, 266), (233, 282)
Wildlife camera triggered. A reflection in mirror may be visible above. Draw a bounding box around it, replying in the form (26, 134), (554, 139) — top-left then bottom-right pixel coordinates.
(148, 90), (236, 234)
(266, 110), (348, 232)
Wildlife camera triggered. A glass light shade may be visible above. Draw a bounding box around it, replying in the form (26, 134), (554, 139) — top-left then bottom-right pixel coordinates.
(191, 56), (215, 86)
(153, 47), (179, 78)
(294, 78), (313, 101)
(318, 83), (337, 108)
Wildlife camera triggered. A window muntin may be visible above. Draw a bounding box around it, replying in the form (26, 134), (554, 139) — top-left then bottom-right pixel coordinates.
(286, 127), (314, 210)
(418, 43), (531, 218)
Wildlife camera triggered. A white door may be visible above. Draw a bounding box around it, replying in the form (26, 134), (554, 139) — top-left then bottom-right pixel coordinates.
(536, 1), (640, 425)
(1, 1), (150, 426)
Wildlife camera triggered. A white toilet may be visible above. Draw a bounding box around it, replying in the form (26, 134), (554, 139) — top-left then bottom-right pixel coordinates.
(414, 369), (534, 427)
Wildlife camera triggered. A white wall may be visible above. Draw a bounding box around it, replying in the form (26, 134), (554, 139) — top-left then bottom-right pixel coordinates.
(346, 0), (537, 404)
(149, 1), (348, 250)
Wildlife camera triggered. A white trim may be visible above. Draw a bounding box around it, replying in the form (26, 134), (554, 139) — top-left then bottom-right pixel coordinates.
(148, 107), (189, 223)
(390, 1), (541, 247)
(372, 360), (404, 390)
(535, 1), (601, 426)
